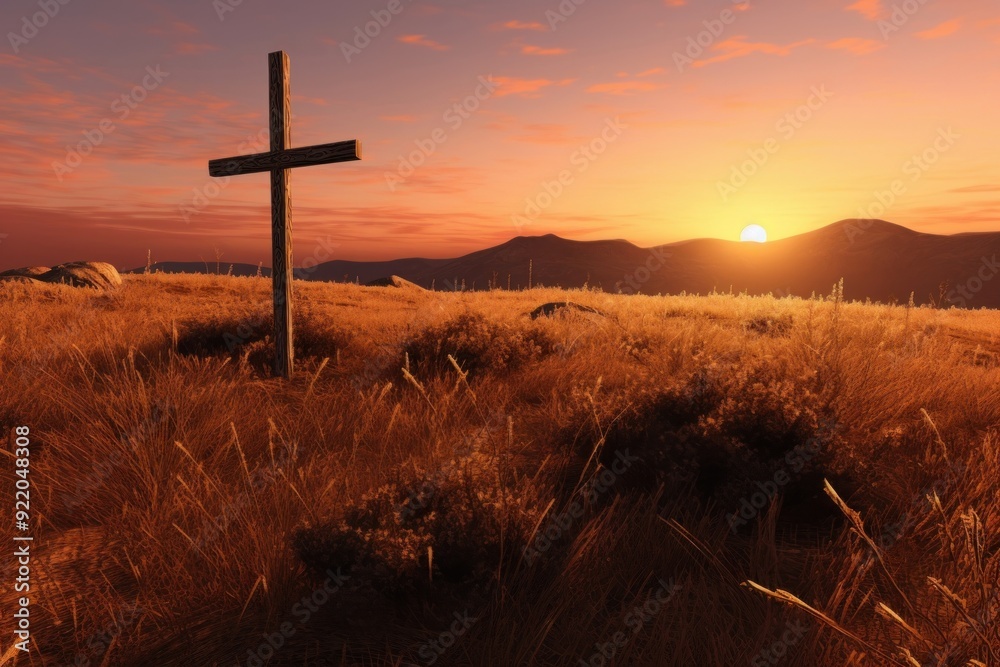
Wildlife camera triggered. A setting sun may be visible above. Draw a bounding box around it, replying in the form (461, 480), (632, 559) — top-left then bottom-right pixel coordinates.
(740, 224), (768, 243)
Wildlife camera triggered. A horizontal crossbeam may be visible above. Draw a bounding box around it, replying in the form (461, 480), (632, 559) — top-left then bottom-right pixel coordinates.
(209, 140), (361, 177)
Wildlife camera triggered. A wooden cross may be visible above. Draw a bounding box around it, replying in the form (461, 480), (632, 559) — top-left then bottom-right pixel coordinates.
(208, 50), (361, 378)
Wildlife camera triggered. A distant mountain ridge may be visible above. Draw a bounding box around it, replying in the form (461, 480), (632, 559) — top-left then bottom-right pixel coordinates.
(127, 220), (1000, 308)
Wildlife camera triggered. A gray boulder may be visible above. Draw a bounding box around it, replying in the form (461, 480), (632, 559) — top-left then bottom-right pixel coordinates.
(38, 262), (122, 290)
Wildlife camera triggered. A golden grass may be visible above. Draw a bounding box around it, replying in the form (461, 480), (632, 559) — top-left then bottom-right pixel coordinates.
(0, 274), (998, 666)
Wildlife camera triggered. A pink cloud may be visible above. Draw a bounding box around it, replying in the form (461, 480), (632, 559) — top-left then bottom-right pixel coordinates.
(826, 37), (886, 54)
(492, 76), (576, 98)
(520, 44), (572, 56)
(397, 34), (451, 51)
(915, 18), (962, 40)
(846, 0), (884, 20)
(693, 37), (815, 68)
(496, 20), (548, 31)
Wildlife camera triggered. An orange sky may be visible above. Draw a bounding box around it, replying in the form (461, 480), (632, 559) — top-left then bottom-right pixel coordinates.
(2, 0), (999, 269)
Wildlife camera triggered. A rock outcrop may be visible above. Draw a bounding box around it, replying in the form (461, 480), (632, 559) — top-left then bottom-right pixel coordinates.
(365, 275), (424, 290)
(529, 302), (605, 320)
(0, 266), (49, 278)
(0, 262), (122, 289)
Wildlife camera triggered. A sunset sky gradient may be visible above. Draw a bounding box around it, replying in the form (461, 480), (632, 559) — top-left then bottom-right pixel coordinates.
(2, 0), (999, 270)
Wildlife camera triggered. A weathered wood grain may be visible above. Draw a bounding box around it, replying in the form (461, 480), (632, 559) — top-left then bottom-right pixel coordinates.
(208, 140), (361, 177)
(207, 50), (362, 378)
(269, 50), (294, 379)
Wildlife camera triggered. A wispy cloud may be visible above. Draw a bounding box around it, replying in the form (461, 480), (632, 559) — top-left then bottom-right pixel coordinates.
(495, 20), (548, 31)
(492, 76), (576, 98)
(826, 37), (886, 54)
(693, 37), (815, 68)
(949, 184), (1000, 194)
(397, 34), (451, 51)
(915, 18), (962, 40)
(519, 44), (572, 56)
(846, 0), (885, 20)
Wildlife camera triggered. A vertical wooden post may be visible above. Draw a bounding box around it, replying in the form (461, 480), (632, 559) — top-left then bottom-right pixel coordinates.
(269, 51), (293, 378)
(208, 51), (361, 380)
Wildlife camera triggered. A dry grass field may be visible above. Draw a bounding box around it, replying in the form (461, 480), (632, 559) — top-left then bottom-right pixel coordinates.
(1, 274), (998, 666)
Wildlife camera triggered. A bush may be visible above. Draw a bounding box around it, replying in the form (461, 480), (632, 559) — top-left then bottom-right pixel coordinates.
(293, 441), (542, 596)
(175, 306), (353, 370)
(744, 314), (794, 337)
(403, 311), (555, 376)
(599, 361), (853, 530)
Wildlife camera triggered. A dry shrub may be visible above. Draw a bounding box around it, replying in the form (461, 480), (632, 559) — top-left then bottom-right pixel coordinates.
(175, 305), (353, 370)
(402, 311), (555, 376)
(294, 438), (542, 596)
(699, 364), (829, 459)
(744, 313), (794, 337)
(597, 360), (854, 531)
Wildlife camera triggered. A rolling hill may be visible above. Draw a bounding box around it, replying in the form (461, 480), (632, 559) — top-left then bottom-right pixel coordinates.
(129, 219), (1000, 308)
